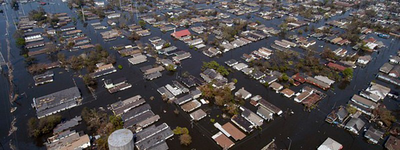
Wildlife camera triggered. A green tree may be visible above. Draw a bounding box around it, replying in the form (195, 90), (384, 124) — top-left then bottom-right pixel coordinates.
(346, 104), (357, 114)
(166, 64), (176, 72)
(281, 73), (289, 81)
(139, 20), (146, 27)
(202, 61), (229, 76)
(342, 68), (353, 80)
(83, 74), (97, 86)
(109, 115), (123, 130)
(173, 127), (189, 135)
(27, 115), (62, 138)
(232, 78), (238, 83)
(16, 38), (26, 47)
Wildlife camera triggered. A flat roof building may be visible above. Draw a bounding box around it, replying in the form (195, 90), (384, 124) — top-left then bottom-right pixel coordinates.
(33, 87), (81, 119)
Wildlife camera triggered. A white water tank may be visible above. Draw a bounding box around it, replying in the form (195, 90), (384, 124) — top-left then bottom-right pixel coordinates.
(108, 129), (134, 150)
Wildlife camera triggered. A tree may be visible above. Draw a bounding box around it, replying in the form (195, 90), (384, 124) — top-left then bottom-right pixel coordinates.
(27, 115), (62, 138)
(346, 104), (357, 114)
(180, 134), (192, 146)
(342, 68), (353, 80)
(83, 74), (97, 86)
(16, 38), (26, 47)
(109, 115), (123, 130)
(281, 73), (289, 81)
(202, 61), (229, 76)
(232, 78), (238, 83)
(166, 64), (176, 72)
(173, 127), (189, 135)
(374, 107), (396, 127)
(139, 20), (146, 27)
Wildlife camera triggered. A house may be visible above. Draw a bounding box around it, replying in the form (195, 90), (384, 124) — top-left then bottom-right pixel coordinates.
(221, 122), (246, 141)
(336, 106), (349, 123)
(251, 70), (266, 80)
(389, 55), (400, 64)
(327, 105), (349, 124)
(389, 65), (400, 78)
(200, 68), (228, 84)
(294, 89), (313, 103)
(385, 136), (400, 150)
(314, 75), (335, 85)
(380, 63), (394, 74)
(171, 29), (191, 39)
(281, 88), (295, 98)
(128, 54), (147, 65)
(225, 59), (238, 67)
(269, 82), (283, 92)
(190, 109), (207, 121)
(110, 95), (145, 116)
(292, 73), (306, 83)
(107, 13), (121, 19)
(317, 137), (343, 150)
(359, 90), (380, 103)
(242, 67), (254, 75)
(351, 94), (378, 110)
(327, 62), (347, 71)
(366, 82), (390, 100)
(181, 100), (201, 112)
(235, 88), (252, 100)
(33, 87), (81, 119)
(233, 63), (248, 71)
(203, 47), (221, 57)
(240, 107), (263, 127)
(46, 133), (90, 150)
(357, 55), (372, 65)
(260, 76), (278, 85)
(257, 99), (282, 115)
(306, 76), (330, 90)
(364, 126), (384, 144)
(212, 132), (234, 150)
(231, 115), (253, 133)
(344, 117), (365, 135)
(257, 106), (274, 121)
(333, 48), (347, 57)
(104, 78), (132, 93)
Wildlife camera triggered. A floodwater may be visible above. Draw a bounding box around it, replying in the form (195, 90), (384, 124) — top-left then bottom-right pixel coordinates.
(0, 0), (399, 150)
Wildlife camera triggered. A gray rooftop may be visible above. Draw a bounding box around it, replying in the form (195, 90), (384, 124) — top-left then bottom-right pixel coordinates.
(122, 104), (151, 121)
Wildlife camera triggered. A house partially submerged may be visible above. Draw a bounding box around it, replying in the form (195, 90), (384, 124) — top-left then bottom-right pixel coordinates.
(364, 126), (384, 144)
(212, 132), (234, 150)
(344, 117), (365, 135)
(240, 107), (263, 127)
(33, 87), (81, 119)
(385, 136), (400, 150)
(190, 109), (207, 121)
(317, 137), (343, 150)
(221, 122), (246, 141)
(235, 87), (252, 100)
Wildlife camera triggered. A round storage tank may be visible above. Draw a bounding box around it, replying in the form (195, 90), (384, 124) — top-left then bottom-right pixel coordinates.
(108, 129), (134, 150)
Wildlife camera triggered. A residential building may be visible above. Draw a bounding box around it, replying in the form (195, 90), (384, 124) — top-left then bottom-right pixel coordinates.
(317, 137), (343, 150)
(344, 117), (365, 135)
(33, 87), (81, 119)
(364, 127), (384, 144)
(235, 88), (252, 100)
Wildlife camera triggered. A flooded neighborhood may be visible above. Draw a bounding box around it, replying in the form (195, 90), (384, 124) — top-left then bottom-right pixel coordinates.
(0, 0), (399, 150)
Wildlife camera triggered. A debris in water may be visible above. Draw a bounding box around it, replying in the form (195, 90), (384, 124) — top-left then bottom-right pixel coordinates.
(8, 117), (17, 136)
(10, 107), (16, 113)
